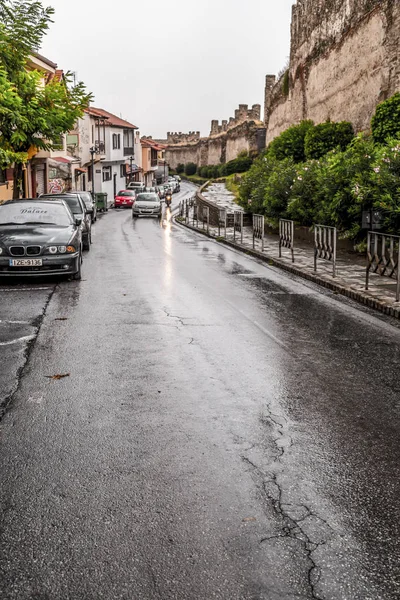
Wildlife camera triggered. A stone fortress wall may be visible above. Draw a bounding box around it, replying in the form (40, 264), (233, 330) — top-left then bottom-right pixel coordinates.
(165, 104), (265, 170)
(265, 0), (400, 143)
(166, 131), (200, 145)
(210, 104), (261, 136)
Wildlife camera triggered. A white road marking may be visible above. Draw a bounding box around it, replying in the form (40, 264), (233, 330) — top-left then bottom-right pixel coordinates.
(0, 320), (30, 325)
(0, 334), (35, 346)
(0, 287), (52, 292)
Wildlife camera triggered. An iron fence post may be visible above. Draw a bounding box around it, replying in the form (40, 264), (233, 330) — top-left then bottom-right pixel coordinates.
(332, 227), (337, 277)
(291, 220), (294, 262)
(397, 241), (400, 302)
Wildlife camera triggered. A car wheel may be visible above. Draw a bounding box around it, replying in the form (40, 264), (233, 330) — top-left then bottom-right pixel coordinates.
(72, 252), (82, 280)
(83, 233), (90, 251)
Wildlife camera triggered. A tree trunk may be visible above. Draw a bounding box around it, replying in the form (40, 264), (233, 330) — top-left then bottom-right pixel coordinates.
(12, 163), (24, 199)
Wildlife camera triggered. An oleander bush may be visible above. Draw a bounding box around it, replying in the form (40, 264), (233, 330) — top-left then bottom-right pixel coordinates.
(304, 121), (354, 160)
(237, 100), (400, 242)
(371, 93), (400, 145)
(267, 120), (314, 163)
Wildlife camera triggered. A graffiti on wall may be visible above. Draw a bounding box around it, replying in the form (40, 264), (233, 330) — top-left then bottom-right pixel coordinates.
(48, 178), (66, 194)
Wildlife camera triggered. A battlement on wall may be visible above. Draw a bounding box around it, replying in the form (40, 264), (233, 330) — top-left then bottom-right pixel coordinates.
(167, 131), (200, 144)
(210, 104), (261, 137)
(290, 0), (382, 57)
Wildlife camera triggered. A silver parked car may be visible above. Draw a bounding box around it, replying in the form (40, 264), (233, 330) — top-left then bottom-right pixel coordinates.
(132, 193), (161, 218)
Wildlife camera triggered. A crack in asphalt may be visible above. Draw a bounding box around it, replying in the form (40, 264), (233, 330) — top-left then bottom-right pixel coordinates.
(0, 285), (57, 422)
(242, 457), (327, 600)
(239, 403), (334, 600)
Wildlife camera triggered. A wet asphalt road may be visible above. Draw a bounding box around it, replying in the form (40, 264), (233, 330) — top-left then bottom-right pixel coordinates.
(0, 183), (400, 600)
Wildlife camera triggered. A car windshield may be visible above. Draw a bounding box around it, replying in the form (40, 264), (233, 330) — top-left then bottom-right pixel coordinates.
(0, 203), (72, 226)
(48, 196), (82, 214)
(79, 193), (93, 203)
(117, 191), (135, 197)
(136, 194), (159, 202)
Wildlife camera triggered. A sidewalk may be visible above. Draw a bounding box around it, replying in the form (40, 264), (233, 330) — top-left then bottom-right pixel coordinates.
(176, 211), (400, 320)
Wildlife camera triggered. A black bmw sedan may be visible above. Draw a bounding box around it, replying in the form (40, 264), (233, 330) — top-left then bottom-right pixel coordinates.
(0, 199), (83, 279)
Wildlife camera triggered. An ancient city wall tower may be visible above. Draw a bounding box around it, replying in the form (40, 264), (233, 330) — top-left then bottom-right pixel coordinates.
(265, 0), (400, 142)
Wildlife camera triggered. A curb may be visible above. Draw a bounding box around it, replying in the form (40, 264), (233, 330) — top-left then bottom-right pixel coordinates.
(174, 217), (400, 321)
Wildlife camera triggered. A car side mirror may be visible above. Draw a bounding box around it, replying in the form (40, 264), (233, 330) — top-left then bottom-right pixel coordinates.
(75, 218), (82, 226)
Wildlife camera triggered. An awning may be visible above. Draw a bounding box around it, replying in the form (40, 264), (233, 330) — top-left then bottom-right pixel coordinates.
(51, 156), (75, 164)
(75, 167), (87, 175)
(127, 164), (142, 173)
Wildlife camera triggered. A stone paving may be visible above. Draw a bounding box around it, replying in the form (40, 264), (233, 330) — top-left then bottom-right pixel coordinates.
(202, 183), (244, 212)
(178, 202), (400, 319)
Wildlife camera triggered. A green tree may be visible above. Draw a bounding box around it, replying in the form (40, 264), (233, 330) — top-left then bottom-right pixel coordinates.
(371, 93), (400, 145)
(0, 0), (92, 197)
(184, 162), (197, 176)
(304, 121), (354, 160)
(264, 158), (296, 221)
(238, 153), (276, 213)
(318, 135), (377, 238)
(267, 120), (314, 163)
(176, 163), (184, 174)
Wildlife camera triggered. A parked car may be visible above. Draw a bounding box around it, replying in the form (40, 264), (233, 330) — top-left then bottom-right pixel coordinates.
(127, 182), (145, 192)
(132, 193), (161, 218)
(40, 193), (92, 251)
(157, 186), (166, 199)
(77, 191), (97, 223)
(0, 199), (83, 279)
(145, 187), (157, 193)
(115, 190), (137, 208)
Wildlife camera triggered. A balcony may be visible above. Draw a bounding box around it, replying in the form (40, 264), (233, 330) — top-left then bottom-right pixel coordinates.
(124, 146), (134, 156)
(95, 140), (106, 155)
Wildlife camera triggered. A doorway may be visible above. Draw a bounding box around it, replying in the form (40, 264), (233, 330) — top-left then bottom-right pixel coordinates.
(113, 173), (117, 198)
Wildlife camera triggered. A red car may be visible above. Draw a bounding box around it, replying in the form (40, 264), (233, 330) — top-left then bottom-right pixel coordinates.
(114, 190), (136, 208)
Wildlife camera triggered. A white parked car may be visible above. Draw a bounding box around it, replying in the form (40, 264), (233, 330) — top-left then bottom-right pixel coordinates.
(132, 192), (161, 218)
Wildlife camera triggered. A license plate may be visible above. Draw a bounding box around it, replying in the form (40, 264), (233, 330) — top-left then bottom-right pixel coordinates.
(9, 259), (43, 267)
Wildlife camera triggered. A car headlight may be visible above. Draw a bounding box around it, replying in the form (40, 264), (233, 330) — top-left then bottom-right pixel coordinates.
(0, 247), (3, 255)
(48, 246), (58, 254)
(66, 246), (76, 253)
(58, 246), (67, 254)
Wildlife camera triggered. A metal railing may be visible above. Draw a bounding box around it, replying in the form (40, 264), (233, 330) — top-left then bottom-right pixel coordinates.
(192, 201), (198, 227)
(366, 232), (400, 301)
(185, 199), (190, 222)
(202, 206), (210, 234)
(314, 224), (337, 277)
(252, 214), (264, 251)
(218, 209), (227, 238)
(279, 219), (295, 263)
(95, 140), (106, 154)
(233, 211), (243, 244)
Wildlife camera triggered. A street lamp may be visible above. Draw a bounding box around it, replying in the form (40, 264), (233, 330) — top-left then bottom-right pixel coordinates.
(90, 146), (96, 196)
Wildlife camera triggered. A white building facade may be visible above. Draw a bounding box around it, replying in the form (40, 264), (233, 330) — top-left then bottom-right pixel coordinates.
(71, 108), (139, 201)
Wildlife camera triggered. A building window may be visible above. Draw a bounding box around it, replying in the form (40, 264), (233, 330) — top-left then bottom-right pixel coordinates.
(113, 134), (121, 150)
(123, 129), (134, 155)
(120, 164), (127, 178)
(102, 166), (112, 182)
(52, 134), (64, 150)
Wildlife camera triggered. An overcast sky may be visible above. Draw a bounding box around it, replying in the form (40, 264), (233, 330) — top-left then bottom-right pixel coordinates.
(41, 0), (295, 138)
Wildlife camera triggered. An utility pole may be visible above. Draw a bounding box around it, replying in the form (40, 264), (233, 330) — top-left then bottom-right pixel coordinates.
(90, 146), (96, 197)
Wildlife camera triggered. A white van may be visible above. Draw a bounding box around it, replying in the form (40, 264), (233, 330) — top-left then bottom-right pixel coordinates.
(127, 181), (145, 191)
